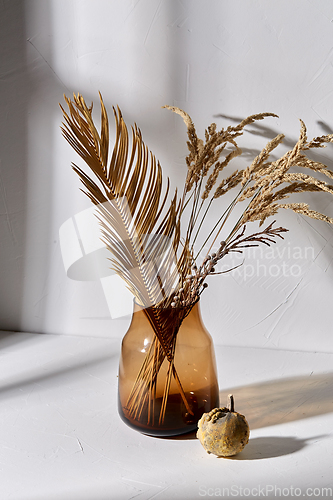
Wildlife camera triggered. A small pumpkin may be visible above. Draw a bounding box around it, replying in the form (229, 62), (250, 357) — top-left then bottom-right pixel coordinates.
(197, 394), (249, 457)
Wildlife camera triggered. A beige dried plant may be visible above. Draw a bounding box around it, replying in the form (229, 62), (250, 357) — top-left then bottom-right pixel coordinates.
(61, 93), (333, 425)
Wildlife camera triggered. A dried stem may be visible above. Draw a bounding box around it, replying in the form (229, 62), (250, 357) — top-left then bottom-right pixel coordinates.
(62, 94), (333, 428)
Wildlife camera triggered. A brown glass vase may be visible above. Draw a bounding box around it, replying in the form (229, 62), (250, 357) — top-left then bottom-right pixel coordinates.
(118, 300), (219, 436)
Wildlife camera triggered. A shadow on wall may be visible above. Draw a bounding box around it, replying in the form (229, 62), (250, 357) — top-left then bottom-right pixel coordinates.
(0, 1), (31, 331)
(0, 1), (66, 335)
(215, 112), (333, 257)
(20, 1), (58, 335)
(216, 113), (333, 170)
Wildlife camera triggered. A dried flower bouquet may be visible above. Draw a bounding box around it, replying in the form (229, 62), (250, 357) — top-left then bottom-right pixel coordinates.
(61, 93), (333, 425)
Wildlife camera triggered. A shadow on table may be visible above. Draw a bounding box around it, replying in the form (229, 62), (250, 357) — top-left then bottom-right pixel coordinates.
(228, 434), (328, 460)
(174, 432), (329, 460)
(0, 331), (120, 397)
(220, 371), (333, 430)
(0, 331), (40, 350)
(168, 371), (333, 456)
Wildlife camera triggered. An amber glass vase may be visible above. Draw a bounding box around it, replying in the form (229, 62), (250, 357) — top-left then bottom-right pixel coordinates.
(118, 300), (219, 436)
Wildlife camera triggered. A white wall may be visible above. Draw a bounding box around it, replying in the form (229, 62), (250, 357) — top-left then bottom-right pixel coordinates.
(1, 0), (333, 352)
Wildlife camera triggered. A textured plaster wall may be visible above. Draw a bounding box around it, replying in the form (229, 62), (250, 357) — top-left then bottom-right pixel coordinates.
(1, 0), (333, 352)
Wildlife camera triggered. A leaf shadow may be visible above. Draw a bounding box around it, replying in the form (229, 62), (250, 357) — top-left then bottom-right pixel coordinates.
(220, 371), (333, 430)
(215, 113), (297, 154)
(215, 114), (333, 168)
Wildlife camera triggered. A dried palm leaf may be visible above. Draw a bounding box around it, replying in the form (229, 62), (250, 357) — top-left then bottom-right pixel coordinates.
(60, 93), (193, 422)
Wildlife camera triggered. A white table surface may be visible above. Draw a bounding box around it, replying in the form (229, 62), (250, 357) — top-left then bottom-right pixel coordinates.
(0, 330), (332, 500)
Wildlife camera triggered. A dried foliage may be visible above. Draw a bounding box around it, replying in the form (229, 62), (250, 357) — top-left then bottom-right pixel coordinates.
(61, 93), (333, 425)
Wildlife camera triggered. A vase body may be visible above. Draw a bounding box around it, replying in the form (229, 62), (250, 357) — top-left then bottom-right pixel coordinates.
(118, 300), (219, 436)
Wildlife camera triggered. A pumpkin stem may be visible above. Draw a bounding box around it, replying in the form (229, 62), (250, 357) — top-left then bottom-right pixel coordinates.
(228, 394), (234, 413)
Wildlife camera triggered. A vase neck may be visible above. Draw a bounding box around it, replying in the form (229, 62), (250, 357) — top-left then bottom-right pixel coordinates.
(132, 298), (201, 315)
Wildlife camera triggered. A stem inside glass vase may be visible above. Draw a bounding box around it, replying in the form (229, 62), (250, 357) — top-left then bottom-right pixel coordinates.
(118, 300), (219, 436)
